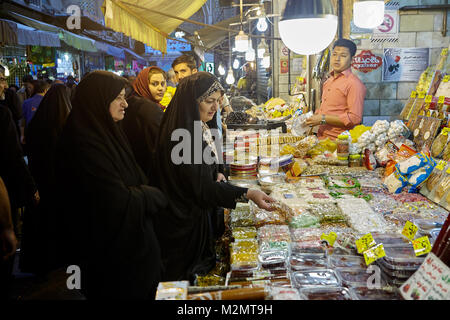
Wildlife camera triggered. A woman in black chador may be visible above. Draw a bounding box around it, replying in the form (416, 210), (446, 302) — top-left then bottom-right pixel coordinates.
(20, 84), (72, 275)
(55, 71), (167, 299)
(155, 72), (274, 282)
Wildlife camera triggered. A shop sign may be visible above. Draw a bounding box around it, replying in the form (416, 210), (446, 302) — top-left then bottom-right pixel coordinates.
(352, 50), (382, 73)
(383, 48), (430, 82)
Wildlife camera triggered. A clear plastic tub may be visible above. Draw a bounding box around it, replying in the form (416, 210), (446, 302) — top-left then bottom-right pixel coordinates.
(376, 260), (415, 278)
(291, 269), (342, 288)
(258, 250), (288, 269)
(298, 286), (358, 300)
(353, 286), (402, 300)
(289, 253), (329, 271)
(371, 233), (411, 246)
(336, 267), (386, 288)
(381, 245), (425, 269)
(328, 255), (367, 269)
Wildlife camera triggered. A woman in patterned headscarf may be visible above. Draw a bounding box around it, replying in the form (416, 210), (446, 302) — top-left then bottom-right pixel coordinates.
(154, 72), (275, 282)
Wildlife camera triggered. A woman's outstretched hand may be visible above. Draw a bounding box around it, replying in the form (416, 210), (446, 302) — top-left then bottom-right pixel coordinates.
(246, 189), (276, 211)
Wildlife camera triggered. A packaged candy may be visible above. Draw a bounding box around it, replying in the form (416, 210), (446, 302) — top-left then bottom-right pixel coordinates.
(298, 286), (358, 300)
(407, 158), (436, 192)
(431, 128), (450, 158)
(395, 152), (429, 175)
(428, 167), (450, 204)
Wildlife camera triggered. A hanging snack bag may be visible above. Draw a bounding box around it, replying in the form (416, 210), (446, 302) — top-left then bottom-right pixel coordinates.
(420, 160), (448, 197)
(431, 128), (450, 158)
(400, 91), (418, 121)
(429, 166), (450, 204)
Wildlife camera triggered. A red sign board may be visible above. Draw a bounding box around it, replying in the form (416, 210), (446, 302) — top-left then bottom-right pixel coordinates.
(352, 50), (382, 73)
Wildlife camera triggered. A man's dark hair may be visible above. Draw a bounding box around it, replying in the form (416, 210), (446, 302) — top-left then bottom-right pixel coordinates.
(172, 54), (197, 70)
(22, 75), (34, 83)
(333, 38), (357, 57)
(33, 80), (51, 94)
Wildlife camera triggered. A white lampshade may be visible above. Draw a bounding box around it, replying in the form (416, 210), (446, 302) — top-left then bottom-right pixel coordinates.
(234, 30), (249, 52)
(279, 0), (338, 55)
(257, 17), (268, 32)
(257, 39), (267, 58)
(353, 1), (385, 29)
(218, 64), (226, 75)
(233, 58), (240, 69)
(226, 68), (235, 85)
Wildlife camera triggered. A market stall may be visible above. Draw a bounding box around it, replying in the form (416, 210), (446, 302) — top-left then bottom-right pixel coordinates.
(155, 47), (450, 301)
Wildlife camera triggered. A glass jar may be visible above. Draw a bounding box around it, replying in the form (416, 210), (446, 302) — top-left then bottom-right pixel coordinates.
(337, 134), (350, 158)
(348, 154), (360, 167)
(337, 156), (349, 166)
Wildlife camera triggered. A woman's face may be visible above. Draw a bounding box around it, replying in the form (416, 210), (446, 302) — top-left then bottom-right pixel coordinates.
(198, 90), (222, 122)
(109, 88), (128, 122)
(148, 73), (167, 102)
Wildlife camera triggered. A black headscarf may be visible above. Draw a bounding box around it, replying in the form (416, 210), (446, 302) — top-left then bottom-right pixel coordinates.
(55, 71), (166, 299)
(20, 84), (71, 274)
(155, 72), (246, 282)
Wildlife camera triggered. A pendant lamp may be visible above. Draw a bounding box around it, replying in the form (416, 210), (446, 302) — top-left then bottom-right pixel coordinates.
(235, 30), (249, 52)
(257, 39), (268, 59)
(353, 1), (385, 29)
(279, 0), (338, 55)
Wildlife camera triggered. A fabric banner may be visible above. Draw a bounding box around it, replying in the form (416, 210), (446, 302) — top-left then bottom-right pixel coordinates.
(383, 48), (430, 82)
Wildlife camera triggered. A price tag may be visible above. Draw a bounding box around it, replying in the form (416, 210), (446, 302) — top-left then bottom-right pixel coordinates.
(447, 167), (450, 174)
(438, 96), (445, 104)
(363, 244), (386, 266)
(442, 127), (450, 136)
(402, 221), (418, 241)
(321, 232), (337, 247)
(444, 75), (450, 83)
(425, 95), (433, 103)
(356, 233), (376, 254)
(441, 48), (449, 56)
(418, 92), (426, 99)
(410, 91), (417, 98)
(436, 160), (447, 170)
(412, 236), (432, 257)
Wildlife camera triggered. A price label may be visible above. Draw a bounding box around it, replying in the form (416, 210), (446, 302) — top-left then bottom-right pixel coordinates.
(442, 127), (450, 136)
(438, 96), (445, 104)
(412, 236), (432, 257)
(425, 95), (433, 103)
(441, 48), (449, 56)
(356, 233), (376, 254)
(444, 75), (450, 83)
(363, 244), (386, 266)
(418, 92), (426, 99)
(436, 160), (447, 170)
(410, 91), (417, 98)
(402, 221), (418, 241)
(321, 232), (337, 247)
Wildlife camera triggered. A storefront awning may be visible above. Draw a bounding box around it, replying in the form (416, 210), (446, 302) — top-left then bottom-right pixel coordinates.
(0, 19), (61, 47)
(123, 47), (146, 65)
(8, 12), (97, 52)
(95, 41), (125, 60)
(188, 15), (241, 50)
(102, 0), (207, 54)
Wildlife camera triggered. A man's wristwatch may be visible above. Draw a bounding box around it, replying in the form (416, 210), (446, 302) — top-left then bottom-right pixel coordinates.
(321, 115), (326, 125)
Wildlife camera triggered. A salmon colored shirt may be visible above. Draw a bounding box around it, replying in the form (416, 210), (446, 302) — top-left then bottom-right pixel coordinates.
(316, 68), (366, 140)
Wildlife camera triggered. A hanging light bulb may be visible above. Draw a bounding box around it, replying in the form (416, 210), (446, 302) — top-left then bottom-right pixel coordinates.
(4, 66), (10, 77)
(257, 17), (268, 32)
(245, 39), (255, 61)
(234, 30), (249, 52)
(226, 67), (235, 85)
(257, 39), (267, 59)
(353, 1), (385, 29)
(279, 0), (337, 55)
(218, 64), (226, 75)
(233, 58), (240, 69)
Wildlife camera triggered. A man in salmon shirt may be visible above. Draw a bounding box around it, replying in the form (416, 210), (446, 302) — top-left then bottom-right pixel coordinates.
(306, 38), (366, 140)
